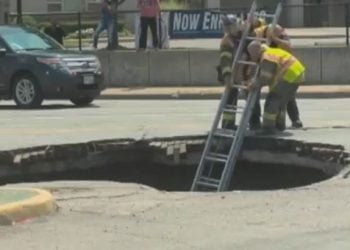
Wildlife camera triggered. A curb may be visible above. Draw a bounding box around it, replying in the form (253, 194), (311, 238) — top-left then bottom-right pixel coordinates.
(0, 188), (57, 225)
(99, 91), (350, 100)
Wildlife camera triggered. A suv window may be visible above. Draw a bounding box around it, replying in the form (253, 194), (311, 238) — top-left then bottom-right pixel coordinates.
(2, 27), (62, 51)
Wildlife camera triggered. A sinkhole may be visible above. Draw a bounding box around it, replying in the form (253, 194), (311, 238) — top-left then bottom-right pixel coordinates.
(0, 136), (348, 191)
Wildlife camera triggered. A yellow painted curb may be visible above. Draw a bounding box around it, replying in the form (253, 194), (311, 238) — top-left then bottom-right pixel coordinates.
(0, 188), (57, 225)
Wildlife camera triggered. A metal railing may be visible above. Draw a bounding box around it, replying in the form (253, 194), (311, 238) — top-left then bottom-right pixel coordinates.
(4, 2), (350, 49)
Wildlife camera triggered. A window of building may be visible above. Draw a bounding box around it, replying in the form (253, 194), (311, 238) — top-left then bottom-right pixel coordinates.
(47, 0), (63, 12)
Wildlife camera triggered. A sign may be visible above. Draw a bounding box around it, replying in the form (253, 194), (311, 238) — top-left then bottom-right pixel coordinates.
(169, 10), (226, 39)
(168, 10), (269, 39)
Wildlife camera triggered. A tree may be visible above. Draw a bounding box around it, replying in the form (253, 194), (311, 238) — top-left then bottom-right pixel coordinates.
(110, 0), (126, 49)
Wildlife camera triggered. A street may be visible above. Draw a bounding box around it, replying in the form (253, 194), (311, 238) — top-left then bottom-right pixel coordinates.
(1, 179), (349, 250)
(0, 98), (349, 250)
(0, 99), (349, 150)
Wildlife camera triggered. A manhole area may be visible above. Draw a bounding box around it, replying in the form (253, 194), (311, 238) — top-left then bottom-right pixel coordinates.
(1, 161), (331, 191)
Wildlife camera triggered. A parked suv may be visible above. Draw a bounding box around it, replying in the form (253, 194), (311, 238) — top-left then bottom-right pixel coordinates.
(0, 25), (104, 108)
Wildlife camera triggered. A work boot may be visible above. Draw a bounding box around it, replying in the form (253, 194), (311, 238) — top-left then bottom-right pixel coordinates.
(276, 120), (286, 131)
(292, 120), (303, 129)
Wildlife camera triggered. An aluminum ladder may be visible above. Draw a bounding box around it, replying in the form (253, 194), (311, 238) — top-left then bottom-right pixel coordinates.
(191, 1), (283, 192)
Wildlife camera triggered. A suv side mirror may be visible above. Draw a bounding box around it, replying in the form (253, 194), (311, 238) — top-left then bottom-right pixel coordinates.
(0, 48), (7, 57)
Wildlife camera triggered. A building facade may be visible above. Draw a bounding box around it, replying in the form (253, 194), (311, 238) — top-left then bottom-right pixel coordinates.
(5, 0), (349, 27)
(8, 0), (137, 13)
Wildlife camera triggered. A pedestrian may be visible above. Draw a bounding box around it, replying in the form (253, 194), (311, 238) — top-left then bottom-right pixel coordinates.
(137, 0), (161, 50)
(246, 41), (305, 135)
(252, 22), (303, 129)
(93, 0), (115, 50)
(217, 14), (245, 130)
(44, 20), (66, 45)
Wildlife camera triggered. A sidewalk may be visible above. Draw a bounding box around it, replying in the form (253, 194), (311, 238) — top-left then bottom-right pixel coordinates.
(100, 85), (350, 100)
(0, 188), (56, 225)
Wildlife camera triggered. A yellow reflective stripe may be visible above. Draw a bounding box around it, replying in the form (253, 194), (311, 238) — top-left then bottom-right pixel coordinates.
(223, 112), (235, 121)
(220, 51), (233, 59)
(222, 67), (232, 75)
(263, 112), (277, 121)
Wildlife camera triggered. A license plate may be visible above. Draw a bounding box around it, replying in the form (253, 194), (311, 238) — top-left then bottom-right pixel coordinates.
(83, 75), (95, 85)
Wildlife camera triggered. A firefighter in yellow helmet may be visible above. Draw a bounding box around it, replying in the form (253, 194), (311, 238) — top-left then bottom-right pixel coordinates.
(252, 23), (303, 129)
(246, 41), (305, 134)
(217, 15), (245, 130)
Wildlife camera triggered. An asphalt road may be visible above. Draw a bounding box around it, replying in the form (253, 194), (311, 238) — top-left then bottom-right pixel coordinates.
(0, 98), (349, 249)
(0, 99), (350, 150)
(0, 99), (349, 150)
(1, 180), (349, 250)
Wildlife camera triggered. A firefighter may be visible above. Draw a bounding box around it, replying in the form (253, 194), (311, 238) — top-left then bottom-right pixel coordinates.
(252, 23), (303, 129)
(246, 41), (305, 134)
(217, 15), (245, 130)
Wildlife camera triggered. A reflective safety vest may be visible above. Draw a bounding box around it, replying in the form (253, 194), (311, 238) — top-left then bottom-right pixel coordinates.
(262, 47), (305, 84)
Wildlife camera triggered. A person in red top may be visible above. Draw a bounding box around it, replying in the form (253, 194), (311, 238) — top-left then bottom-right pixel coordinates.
(138, 0), (161, 50)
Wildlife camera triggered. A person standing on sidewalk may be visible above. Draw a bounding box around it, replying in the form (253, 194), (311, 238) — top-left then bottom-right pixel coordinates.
(93, 0), (116, 50)
(138, 0), (161, 50)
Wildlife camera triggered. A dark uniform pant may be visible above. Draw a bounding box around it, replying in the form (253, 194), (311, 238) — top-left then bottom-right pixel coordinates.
(263, 81), (299, 131)
(222, 88), (238, 129)
(222, 87), (263, 130)
(251, 93), (300, 126)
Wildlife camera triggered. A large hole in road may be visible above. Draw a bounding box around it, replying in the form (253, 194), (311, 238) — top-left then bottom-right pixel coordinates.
(0, 136), (348, 191)
(1, 162), (332, 191)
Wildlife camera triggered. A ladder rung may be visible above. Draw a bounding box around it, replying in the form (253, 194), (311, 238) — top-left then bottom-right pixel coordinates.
(205, 154), (228, 164)
(199, 177), (220, 185)
(195, 181), (219, 189)
(256, 13), (275, 19)
(238, 61), (257, 66)
(222, 108), (242, 114)
(214, 128), (236, 138)
(246, 36), (268, 42)
(207, 152), (228, 161)
(226, 104), (239, 109)
(231, 84), (248, 90)
(226, 104), (244, 111)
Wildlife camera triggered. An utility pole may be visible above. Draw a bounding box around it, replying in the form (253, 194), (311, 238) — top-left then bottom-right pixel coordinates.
(17, 0), (22, 24)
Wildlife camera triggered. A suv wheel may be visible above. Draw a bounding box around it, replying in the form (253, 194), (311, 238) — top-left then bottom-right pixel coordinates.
(70, 96), (94, 106)
(13, 74), (43, 108)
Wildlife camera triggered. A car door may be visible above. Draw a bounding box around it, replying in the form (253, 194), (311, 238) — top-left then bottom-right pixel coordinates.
(0, 39), (16, 95)
(0, 40), (7, 93)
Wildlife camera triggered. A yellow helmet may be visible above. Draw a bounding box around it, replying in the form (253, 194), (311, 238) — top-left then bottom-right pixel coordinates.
(258, 18), (267, 27)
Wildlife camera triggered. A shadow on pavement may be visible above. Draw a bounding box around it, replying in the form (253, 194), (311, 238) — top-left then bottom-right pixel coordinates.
(0, 104), (100, 110)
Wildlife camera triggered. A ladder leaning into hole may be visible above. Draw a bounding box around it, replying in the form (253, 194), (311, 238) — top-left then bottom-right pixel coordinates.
(191, 1), (283, 192)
